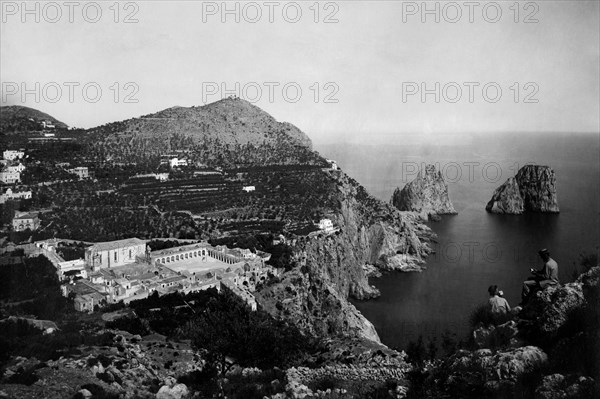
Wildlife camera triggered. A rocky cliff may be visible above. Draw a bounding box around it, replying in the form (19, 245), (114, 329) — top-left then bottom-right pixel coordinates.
(485, 177), (525, 214)
(391, 164), (457, 219)
(256, 172), (435, 344)
(486, 165), (559, 214)
(412, 266), (600, 399)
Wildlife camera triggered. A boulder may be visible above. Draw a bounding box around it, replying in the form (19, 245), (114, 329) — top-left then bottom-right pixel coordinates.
(156, 383), (189, 399)
(490, 346), (548, 381)
(535, 373), (595, 399)
(440, 345), (548, 396)
(76, 389), (92, 399)
(472, 320), (520, 349)
(520, 282), (585, 343)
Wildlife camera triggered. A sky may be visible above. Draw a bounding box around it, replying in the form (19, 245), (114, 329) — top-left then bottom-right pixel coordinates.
(1, 0), (599, 145)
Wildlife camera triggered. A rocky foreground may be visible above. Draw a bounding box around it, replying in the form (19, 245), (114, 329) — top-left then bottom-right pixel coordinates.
(410, 266), (599, 399)
(391, 164), (457, 220)
(3, 265), (597, 399)
(486, 165), (559, 214)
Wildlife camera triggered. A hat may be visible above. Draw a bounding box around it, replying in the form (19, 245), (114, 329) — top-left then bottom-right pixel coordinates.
(538, 248), (550, 256)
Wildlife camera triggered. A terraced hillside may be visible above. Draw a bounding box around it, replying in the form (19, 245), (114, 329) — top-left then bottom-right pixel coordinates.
(82, 98), (320, 168)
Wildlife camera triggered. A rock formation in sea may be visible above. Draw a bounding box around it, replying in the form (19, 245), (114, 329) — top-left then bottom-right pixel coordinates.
(486, 165), (559, 214)
(390, 164), (457, 219)
(485, 177), (525, 214)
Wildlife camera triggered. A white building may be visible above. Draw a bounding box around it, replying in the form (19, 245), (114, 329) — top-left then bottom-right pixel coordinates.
(57, 259), (86, 277)
(67, 167), (89, 179)
(133, 173), (169, 181)
(242, 186), (255, 192)
(326, 159), (338, 170)
(85, 238), (147, 269)
(0, 170), (21, 184)
(3, 150), (24, 161)
(12, 212), (40, 231)
(6, 164), (25, 173)
(0, 188), (32, 204)
(318, 218), (335, 233)
(42, 121), (55, 129)
(170, 158), (188, 168)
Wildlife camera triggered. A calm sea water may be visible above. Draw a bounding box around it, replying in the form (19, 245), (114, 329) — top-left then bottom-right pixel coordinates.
(317, 133), (600, 350)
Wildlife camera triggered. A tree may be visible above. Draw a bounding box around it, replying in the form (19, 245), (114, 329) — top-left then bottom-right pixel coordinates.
(186, 292), (314, 374)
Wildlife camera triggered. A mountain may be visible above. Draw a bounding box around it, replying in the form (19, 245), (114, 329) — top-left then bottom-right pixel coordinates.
(146, 99), (313, 148)
(486, 165), (559, 214)
(84, 97), (317, 168)
(0, 105), (68, 132)
(390, 164), (457, 219)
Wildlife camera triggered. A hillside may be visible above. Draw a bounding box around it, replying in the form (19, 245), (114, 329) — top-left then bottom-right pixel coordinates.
(83, 98), (318, 168)
(3, 99), (436, 348)
(144, 99), (312, 148)
(0, 105), (68, 132)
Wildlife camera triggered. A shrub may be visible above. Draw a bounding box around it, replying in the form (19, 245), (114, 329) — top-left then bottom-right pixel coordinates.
(469, 303), (513, 329)
(106, 316), (150, 336)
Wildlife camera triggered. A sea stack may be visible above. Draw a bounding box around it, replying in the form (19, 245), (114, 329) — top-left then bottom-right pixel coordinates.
(391, 164), (457, 219)
(486, 165), (559, 214)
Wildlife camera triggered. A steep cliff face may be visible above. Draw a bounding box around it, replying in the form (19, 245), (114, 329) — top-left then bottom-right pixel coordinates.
(256, 172), (435, 343)
(486, 165), (559, 214)
(391, 164), (457, 218)
(516, 165), (560, 213)
(485, 177), (525, 214)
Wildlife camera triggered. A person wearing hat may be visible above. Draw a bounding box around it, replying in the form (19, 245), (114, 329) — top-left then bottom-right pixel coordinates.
(521, 248), (559, 303)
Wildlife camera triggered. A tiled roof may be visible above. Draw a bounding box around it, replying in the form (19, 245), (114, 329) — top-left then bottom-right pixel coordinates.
(88, 238), (146, 252)
(13, 212), (38, 220)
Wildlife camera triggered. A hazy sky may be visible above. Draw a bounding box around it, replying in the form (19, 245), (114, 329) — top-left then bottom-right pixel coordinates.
(1, 0), (599, 144)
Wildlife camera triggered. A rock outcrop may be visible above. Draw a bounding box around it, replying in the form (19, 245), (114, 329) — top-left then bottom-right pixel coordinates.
(486, 165), (559, 214)
(519, 281), (585, 342)
(437, 346), (549, 397)
(485, 177), (525, 214)
(256, 172), (435, 343)
(391, 164), (457, 218)
(0, 330), (195, 399)
(413, 267), (600, 398)
(535, 373), (595, 399)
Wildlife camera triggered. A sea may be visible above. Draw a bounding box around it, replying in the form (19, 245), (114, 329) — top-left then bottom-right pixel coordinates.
(317, 132), (600, 350)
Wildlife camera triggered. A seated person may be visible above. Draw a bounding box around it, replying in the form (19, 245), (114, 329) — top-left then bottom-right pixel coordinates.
(488, 285), (511, 314)
(521, 248), (559, 303)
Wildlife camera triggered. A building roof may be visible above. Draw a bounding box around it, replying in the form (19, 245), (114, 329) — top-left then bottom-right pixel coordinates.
(13, 212), (38, 220)
(88, 238), (146, 252)
(150, 242), (209, 257)
(161, 275), (187, 284)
